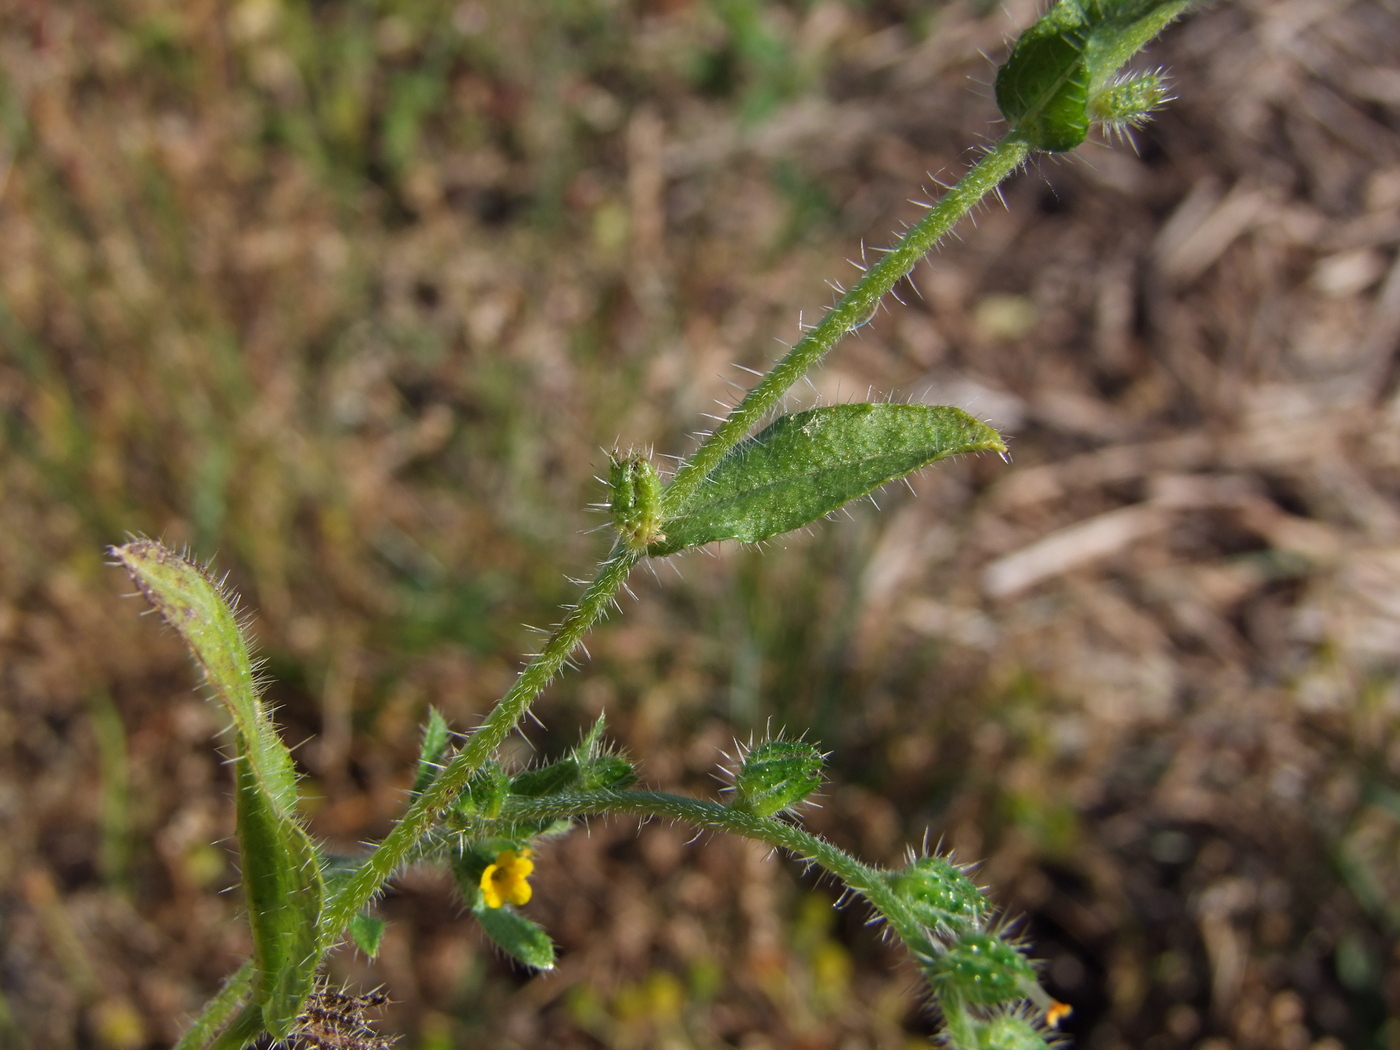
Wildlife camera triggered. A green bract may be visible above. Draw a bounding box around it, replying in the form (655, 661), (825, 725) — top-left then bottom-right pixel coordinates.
(731, 739), (825, 817)
(651, 404), (1005, 556)
(411, 706), (453, 798)
(472, 901), (556, 970)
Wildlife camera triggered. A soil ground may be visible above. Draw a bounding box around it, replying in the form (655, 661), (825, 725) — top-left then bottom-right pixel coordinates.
(2, 2), (1399, 1049)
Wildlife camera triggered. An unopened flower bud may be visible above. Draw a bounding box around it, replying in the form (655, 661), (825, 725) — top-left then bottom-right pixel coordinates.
(889, 856), (987, 934)
(925, 931), (1037, 1006)
(610, 453), (666, 552)
(731, 739), (823, 817)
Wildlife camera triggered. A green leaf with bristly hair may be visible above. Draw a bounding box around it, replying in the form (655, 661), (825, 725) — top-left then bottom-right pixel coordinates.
(994, 4), (1092, 152)
(113, 540), (295, 809)
(472, 900), (557, 970)
(348, 912), (387, 958)
(648, 403), (1004, 556)
(112, 540), (324, 1038)
(411, 706), (452, 798)
(233, 760), (324, 1035)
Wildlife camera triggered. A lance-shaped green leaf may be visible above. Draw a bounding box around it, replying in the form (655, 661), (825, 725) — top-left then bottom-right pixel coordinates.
(411, 706), (452, 798)
(472, 901), (557, 970)
(649, 404), (1004, 555)
(113, 540), (323, 1037)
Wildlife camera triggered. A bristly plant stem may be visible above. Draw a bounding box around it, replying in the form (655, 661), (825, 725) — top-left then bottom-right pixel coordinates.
(317, 547), (641, 945)
(181, 132), (1032, 1048)
(661, 133), (1031, 516)
(319, 134), (1031, 953)
(171, 964), (255, 1050)
(502, 790), (933, 951)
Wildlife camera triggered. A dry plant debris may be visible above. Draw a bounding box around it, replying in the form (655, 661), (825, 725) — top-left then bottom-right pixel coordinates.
(1, 1), (1398, 1049)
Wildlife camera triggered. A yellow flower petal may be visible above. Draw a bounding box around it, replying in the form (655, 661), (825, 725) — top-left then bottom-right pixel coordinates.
(480, 863), (505, 909)
(480, 848), (535, 909)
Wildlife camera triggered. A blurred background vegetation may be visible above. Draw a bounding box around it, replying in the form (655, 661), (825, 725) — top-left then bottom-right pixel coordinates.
(2, 0), (1400, 1048)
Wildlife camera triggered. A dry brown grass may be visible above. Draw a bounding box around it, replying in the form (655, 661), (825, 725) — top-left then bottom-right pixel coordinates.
(1, 1), (1398, 1048)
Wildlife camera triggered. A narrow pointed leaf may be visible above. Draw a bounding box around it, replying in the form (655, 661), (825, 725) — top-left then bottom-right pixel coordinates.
(411, 706), (452, 797)
(349, 912), (387, 958)
(650, 404), (1004, 555)
(113, 541), (324, 1037)
(472, 901), (557, 970)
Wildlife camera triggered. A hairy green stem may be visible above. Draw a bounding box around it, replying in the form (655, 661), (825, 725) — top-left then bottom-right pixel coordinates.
(315, 141), (1036, 952)
(203, 1003), (265, 1050)
(171, 964), (255, 1050)
(180, 130), (1031, 1050)
(318, 547), (641, 946)
(501, 791), (931, 952)
(661, 133), (1031, 516)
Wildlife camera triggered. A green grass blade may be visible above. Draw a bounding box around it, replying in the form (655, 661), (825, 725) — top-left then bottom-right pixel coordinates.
(650, 404), (1004, 555)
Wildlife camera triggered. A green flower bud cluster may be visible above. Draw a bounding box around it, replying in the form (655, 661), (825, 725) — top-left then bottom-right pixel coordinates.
(610, 452), (667, 552)
(949, 1011), (1058, 1050)
(881, 856), (1068, 1047)
(1090, 70), (1171, 129)
(728, 738), (825, 817)
(995, 0), (1192, 152)
(926, 932), (1038, 1005)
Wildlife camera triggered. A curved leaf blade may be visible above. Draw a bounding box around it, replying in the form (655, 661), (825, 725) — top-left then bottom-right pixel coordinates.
(113, 540), (297, 812)
(113, 541), (324, 1038)
(650, 404), (1004, 555)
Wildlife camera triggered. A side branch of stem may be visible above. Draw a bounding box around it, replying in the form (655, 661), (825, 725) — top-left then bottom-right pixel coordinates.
(501, 791), (932, 953)
(179, 132), (1029, 1050)
(318, 548), (641, 946)
(661, 134), (1030, 515)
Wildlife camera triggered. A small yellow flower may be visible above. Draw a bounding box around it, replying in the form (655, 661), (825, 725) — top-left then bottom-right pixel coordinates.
(480, 848), (534, 909)
(1045, 1000), (1072, 1029)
